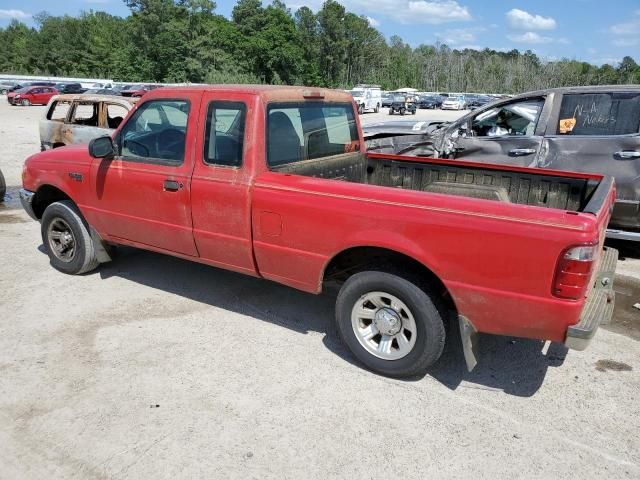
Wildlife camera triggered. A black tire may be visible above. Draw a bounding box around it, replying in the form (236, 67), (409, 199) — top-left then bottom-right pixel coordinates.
(21, 98), (31, 106)
(335, 271), (446, 378)
(358, 103), (364, 115)
(0, 169), (5, 202)
(400, 107), (406, 116)
(388, 109), (394, 115)
(41, 200), (100, 275)
(375, 103), (380, 113)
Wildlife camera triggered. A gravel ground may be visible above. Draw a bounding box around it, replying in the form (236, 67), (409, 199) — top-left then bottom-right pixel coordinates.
(1, 101), (639, 479)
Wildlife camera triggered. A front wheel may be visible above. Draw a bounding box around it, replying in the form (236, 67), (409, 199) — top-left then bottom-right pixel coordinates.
(41, 201), (100, 275)
(358, 104), (364, 115)
(400, 107), (406, 116)
(335, 271), (446, 378)
(375, 103), (380, 113)
(21, 99), (31, 106)
(0, 169), (5, 202)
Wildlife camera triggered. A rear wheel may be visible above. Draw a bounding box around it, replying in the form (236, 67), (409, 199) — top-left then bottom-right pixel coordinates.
(400, 107), (406, 116)
(375, 103), (380, 113)
(41, 201), (100, 275)
(21, 99), (31, 106)
(388, 109), (394, 115)
(335, 271), (446, 378)
(358, 104), (364, 115)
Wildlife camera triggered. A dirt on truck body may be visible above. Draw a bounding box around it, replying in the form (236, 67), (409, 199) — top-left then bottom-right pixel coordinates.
(39, 94), (137, 151)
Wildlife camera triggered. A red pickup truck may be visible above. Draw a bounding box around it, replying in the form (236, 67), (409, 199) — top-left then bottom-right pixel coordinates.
(20, 85), (617, 377)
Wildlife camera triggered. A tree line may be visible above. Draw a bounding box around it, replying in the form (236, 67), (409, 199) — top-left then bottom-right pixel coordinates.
(1, 0), (639, 94)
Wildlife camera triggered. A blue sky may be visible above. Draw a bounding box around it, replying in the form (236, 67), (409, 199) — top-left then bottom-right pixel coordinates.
(0, 0), (639, 65)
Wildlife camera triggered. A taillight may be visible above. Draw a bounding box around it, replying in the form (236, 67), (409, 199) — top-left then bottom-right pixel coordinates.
(553, 244), (599, 300)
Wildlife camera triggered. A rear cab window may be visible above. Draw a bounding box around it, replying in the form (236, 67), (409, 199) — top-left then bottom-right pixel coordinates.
(266, 102), (359, 168)
(556, 92), (640, 136)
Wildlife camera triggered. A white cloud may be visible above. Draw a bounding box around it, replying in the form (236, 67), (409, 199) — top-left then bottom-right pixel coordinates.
(0, 9), (30, 19)
(507, 31), (553, 44)
(612, 38), (638, 47)
(440, 26), (485, 45)
(608, 11), (640, 48)
(506, 8), (556, 30)
(294, 0), (472, 25)
(366, 16), (380, 27)
(610, 18), (640, 36)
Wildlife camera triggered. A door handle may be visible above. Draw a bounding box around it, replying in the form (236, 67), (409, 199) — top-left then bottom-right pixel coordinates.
(163, 179), (181, 192)
(615, 151), (640, 159)
(509, 148), (536, 156)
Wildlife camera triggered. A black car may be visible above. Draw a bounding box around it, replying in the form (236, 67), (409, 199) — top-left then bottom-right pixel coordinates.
(0, 81), (18, 95)
(7, 81), (55, 93)
(417, 95), (443, 109)
(55, 83), (86, 94)
(389, 95), (417, 115)
(367, 85), (640, 239)
(466, 95), (492, 109)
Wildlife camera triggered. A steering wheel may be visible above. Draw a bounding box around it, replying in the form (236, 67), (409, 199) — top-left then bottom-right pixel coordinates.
(124, 138), (150, 157)
(156, 128), (186, 160)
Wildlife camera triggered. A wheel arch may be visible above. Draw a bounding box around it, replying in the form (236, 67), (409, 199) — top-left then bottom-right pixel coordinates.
(321, 245), (457, 315)
(32, 184), (75, 219)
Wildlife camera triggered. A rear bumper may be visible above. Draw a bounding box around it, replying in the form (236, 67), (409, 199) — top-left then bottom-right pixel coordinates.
(565, 246), (618, 350)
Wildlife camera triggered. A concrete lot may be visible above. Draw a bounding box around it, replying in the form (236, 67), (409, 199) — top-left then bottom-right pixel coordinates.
(1, 101), (639, 479)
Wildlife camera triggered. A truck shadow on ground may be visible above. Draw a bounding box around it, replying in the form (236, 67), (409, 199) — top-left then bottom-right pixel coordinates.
(73, 246), (563, 397)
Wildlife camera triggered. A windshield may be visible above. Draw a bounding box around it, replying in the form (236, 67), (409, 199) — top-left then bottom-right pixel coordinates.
(350, 90), (364, 98)
(14, 87), (30, 93)
(393, 95), (405, 102)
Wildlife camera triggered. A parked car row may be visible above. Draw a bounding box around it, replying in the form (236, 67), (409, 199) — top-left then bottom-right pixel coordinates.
(1, 79), (163, 103)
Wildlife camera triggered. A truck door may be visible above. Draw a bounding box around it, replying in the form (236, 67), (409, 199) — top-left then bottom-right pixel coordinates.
(451, 96), (548, 167)
(541, 90), (640, 230)
(89, 94), (199, 256)
(189, 92), (258, 275)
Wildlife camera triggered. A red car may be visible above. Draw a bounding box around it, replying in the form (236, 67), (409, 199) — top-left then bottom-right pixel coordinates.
(20, 86), (617, 378)
(120, 84), (161, 98)
(8, 86), (58, 106)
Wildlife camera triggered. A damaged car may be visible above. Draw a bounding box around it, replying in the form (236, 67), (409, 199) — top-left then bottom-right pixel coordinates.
(365, 85), (640, 239)
(40, 95), (137, 151)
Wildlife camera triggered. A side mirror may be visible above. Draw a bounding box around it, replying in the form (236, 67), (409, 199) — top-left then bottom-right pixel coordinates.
(89, 135), (115, 159)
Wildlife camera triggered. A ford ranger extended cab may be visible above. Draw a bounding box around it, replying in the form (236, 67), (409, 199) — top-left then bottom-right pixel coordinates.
(20, 85), (617, 378)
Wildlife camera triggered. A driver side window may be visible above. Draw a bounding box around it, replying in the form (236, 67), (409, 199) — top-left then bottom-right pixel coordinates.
(120, 99), (189, 165)
(471, 98), (544, 138)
